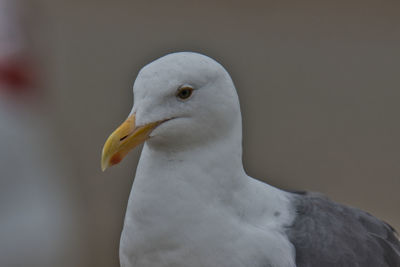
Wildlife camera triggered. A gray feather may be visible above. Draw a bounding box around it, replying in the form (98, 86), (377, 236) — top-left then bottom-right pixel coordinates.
(286, 192), (400, 267)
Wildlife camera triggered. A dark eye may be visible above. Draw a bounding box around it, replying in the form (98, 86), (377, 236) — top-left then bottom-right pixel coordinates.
(176, 86), (194, 100)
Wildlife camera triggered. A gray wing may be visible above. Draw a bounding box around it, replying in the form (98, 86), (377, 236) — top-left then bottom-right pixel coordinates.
(286, 192), (400, 267)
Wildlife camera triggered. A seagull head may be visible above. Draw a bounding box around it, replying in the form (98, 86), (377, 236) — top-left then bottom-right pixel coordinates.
(101, 52), (241, 171)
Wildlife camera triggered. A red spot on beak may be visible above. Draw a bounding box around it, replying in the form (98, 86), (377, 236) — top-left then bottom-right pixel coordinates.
(110, 153), (122, 166)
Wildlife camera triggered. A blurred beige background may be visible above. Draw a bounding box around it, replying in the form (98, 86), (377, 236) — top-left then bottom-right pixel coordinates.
(5, 0), (400, 266)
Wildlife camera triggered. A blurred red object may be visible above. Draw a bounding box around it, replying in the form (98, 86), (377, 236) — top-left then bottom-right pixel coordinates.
(0, 56), (36, 96)
(0, 0), (38, 99)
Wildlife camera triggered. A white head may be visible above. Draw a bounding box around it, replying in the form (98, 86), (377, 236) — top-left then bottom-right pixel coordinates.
(101, 52), (242, 170)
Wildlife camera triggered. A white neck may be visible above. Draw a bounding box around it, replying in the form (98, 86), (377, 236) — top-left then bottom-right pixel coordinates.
(131, 120), (246, 206)
(120, 119), (296, 267)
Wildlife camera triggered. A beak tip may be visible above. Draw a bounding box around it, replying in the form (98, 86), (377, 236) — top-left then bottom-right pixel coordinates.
(101, 156), (108, 172)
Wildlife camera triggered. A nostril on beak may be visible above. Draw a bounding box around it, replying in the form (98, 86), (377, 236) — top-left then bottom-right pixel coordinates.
(120, 135), (129, 141)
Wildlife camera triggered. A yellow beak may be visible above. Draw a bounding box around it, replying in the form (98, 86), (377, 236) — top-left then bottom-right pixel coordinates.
(101, 114), (161, 171)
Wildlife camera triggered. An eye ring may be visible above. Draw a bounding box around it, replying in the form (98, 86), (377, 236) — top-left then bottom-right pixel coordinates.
(176, 86), (194, 100)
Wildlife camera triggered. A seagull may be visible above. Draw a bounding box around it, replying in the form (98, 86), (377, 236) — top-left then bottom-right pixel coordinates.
(101, 52), (400, 267)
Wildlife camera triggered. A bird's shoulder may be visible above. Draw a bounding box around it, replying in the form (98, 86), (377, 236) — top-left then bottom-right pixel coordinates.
(285, 191), (400, 267)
